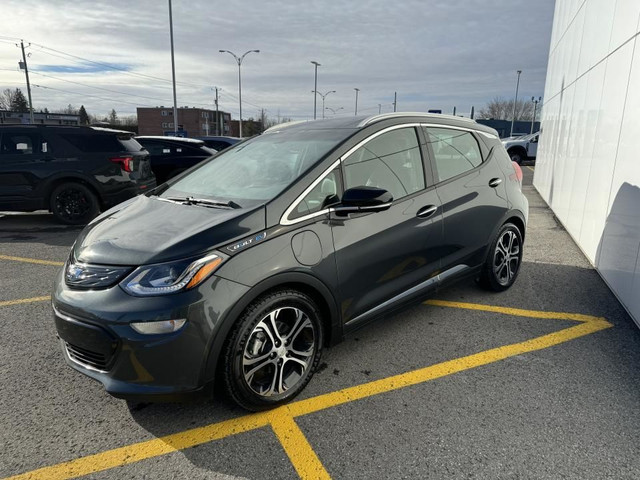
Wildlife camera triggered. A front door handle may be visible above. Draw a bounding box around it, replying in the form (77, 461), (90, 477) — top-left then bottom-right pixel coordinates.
(417, 205), (438, 218)
(488, 178), (502, 188)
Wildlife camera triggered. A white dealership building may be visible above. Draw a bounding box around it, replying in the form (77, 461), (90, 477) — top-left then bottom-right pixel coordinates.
(534, 0), (640, 325)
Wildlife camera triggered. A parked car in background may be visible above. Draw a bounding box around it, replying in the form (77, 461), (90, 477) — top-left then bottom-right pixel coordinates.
(53, 113), (527, 411)
(0, 125), (155, 224)
(502, 132), (540, 164)
(196, 135), (241, 151)
(135, 136), (217, 184)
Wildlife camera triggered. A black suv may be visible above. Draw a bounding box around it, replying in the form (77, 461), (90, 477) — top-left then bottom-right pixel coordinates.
(0, 125), (156, 224)
(135, 136), (217, 184)
(53, 113), (528, 410)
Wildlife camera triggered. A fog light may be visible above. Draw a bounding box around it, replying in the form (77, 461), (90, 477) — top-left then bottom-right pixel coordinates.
(130, 319), (186, 335)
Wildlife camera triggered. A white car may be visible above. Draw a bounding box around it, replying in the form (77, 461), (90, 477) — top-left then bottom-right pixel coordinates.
(502, 132), (539, 164)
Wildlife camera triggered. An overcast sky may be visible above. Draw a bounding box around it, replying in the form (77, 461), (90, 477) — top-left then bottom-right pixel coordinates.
(0, 0), (556, 121)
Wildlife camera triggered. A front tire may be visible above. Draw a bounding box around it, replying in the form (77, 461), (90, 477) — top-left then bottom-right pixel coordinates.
(222, 290), (324, 411)
(50, 182), (99, 225)
(478, 223), (523, 291)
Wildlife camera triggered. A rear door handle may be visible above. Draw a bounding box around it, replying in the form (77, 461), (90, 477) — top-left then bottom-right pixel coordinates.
(417, 205), (438, 218)
(488, 178), (502, 188)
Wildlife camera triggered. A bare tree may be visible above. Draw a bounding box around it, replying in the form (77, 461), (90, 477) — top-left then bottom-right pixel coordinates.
(477, 97), (534, 121)
(0, 89), (17, 110)
(0, 88), (29, 112)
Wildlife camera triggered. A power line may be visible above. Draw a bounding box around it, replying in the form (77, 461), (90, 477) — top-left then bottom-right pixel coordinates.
(32, 83), (152, 108)
(31, 43), (213, 90)
(29, 70), (174, 103)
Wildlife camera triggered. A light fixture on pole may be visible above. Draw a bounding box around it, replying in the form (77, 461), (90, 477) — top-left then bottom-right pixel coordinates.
(354, 88), (360, 115)
(312, 90), (336, 119)
(311, 61), (321, 120)
(325, 106), (344, 115)
(531, 96), (542, 134)
(510, 69), (522, 137)
(168, 0), (179, 135)
(219, 49), (260, 138)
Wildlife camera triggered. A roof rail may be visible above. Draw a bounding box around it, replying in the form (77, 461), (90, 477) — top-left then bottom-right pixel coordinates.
(358, 112), (477, 128)
(263, 120), (308, 134)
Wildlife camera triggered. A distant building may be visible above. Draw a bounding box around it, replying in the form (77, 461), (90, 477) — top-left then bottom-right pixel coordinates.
(137, 107), (231, 137)
(0, 110), (79, 125)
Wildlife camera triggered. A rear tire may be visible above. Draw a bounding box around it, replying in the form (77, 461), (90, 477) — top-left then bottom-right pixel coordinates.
(478, 223), (523, 292)
(222, 289), (323, 411)
(508, 149), (523, 165)
(50, 182), (99, 225)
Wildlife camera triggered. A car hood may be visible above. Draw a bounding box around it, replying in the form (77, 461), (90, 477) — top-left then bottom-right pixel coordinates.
(73, 195), (265, 266)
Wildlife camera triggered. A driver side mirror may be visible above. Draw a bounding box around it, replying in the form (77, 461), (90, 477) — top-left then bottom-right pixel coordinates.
(333, 186), (393, 215)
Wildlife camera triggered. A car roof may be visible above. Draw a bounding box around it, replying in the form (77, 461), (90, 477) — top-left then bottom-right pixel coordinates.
(196, 136), (241, 141)
(263, 112), (498, 137)
(136, 136), (205, 145)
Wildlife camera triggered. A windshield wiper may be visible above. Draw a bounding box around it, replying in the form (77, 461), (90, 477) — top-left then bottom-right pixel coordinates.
(165, 196), (241, 209)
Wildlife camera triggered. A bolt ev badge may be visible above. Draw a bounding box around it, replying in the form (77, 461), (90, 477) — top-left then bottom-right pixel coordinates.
(227, 231), (267, 253)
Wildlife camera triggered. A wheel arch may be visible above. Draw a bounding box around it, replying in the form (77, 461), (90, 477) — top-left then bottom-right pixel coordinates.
(45, 175), (103, 210)
(201, 271), (341, 388)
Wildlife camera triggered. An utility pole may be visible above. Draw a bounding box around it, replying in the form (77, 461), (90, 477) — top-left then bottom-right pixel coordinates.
(393, 92), (397, 112)
(378, 104), (382, 114)
(470, 106), (475, 119)
(168, 0), (179, 135)
(18, 41), (34, 124)
(214, 86), (220, 135)
(452, 106), (457, 116)
(354, 88), (359, 115)
(510, 70), (522, 137)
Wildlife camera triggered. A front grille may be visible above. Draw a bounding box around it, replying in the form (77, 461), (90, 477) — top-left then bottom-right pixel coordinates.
(65, 261), (131, 288)
(65, 342), (111, 372)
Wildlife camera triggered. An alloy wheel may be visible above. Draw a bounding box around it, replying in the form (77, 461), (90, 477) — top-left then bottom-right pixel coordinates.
(55, 188), (91, 221)
(493, 229), (520, 286)
(242, 307), (316, 397)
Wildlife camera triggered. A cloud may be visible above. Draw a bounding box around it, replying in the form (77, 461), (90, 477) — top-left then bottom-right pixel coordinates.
(35, 63), (133, 74)
(0, 0), (556, 120)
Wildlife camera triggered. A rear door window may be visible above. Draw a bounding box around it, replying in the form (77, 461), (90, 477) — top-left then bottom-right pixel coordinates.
(424, 127), (483, 183)
(0, 133), (41, 155)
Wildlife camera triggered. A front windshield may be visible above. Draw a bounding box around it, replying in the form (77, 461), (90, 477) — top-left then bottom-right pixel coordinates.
(161, 127), (353, 208)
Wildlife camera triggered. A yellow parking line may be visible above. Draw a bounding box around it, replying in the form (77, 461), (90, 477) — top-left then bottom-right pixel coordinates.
(527, 166), (535, 172)
(0, 254), (64, 267)
(269, 409), (331, 480)
(4, 301), (613, 480)
(0, 296), (50, 308)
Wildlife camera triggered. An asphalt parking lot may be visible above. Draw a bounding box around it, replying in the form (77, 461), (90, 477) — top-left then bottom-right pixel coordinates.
(1, 165), (640, 480)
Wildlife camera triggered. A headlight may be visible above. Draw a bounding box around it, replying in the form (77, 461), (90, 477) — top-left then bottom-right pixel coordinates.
(120, 253), (223, 296)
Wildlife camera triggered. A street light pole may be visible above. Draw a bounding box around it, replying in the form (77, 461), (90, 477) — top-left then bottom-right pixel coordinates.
(325, 106), (344, 115)
(510, 69), (522, 137)
(312, 90), (336, 119)
(168, 0), (178, 135)
(311, 61), (321, 120)
(354, 88), (359, 115)
(531, 96), (542, 134)
(219, 49), (260, 137)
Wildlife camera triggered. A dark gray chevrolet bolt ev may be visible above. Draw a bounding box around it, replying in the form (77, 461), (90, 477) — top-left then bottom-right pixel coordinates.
(53, 113), (528, 411)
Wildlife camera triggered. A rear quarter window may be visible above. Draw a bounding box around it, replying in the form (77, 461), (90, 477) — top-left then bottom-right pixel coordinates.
(424, 127), (483, 183)
(60, 134), (123, 153)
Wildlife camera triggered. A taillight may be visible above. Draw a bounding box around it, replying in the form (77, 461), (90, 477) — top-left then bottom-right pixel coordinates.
(510, 161), (523, 185)
(110, 156), (134, 173)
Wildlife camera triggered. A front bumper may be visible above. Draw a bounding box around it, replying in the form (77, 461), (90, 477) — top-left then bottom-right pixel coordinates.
(52, 268), (249, 400)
